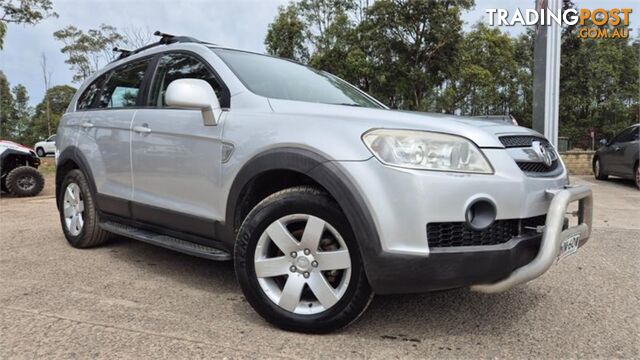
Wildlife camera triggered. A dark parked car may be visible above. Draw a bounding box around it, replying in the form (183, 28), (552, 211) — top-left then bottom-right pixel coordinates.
(593, 124), (639, 189)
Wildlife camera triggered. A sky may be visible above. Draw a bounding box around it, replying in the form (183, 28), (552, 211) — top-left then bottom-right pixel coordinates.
(1, 0), (638, 105)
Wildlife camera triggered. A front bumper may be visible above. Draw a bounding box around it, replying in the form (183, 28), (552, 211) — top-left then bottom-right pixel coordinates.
(471, 185), (592, 293)
(335, 156), (592, 294)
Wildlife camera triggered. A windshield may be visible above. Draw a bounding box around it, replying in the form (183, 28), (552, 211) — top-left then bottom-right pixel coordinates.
(213, 48), (383, 108)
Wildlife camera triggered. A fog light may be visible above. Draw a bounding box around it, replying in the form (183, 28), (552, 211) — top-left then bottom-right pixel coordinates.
(465, 199), (497, 231)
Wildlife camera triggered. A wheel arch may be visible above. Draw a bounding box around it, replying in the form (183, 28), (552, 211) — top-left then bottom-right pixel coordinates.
(224, 147), (382, 278)
(56, 146), (97, 210)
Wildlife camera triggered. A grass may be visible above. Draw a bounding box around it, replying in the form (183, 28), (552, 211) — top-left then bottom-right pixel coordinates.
(38, 157), (56, 175)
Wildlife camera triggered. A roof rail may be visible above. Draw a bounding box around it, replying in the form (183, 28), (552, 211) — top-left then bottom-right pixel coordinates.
(110, 31), (211, 63)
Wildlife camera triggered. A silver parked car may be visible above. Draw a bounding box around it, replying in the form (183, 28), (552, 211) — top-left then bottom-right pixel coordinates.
(593, 124), (639, 189)
(55, 33), (593, 333)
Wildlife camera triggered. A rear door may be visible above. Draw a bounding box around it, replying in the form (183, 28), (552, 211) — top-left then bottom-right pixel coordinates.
(76, 57), (152, 214)
(130, 52), (227, 238)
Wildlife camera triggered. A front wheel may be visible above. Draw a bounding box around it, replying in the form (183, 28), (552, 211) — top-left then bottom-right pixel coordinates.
(634, 162), (639, 190)
(36, 147), (46, 157)
(593, 157), (608, 180)
(234, 186), (373, 333)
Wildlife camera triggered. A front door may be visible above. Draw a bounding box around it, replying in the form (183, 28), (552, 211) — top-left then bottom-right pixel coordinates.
(131, 52), (227, 238)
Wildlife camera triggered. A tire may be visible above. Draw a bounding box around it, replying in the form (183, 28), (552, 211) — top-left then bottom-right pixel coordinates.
(634, 162), (639, 190)
(36, 147), (45, 157)
(593, 157), (608, 180)
(234, 186), (373, 333)
(5, 166), (45, 197)
(59, 169), (112, 248)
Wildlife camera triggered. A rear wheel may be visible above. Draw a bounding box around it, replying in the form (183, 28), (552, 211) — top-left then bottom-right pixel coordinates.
(5, 166), (45, 197)
(634, 162), (639, 190)
(593, 157), (608, 180)
(59, 169), (112, 248)
(234, 186), (373, 333)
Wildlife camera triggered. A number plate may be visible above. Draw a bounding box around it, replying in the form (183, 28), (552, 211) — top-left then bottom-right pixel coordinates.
(558, 234), (580, 262)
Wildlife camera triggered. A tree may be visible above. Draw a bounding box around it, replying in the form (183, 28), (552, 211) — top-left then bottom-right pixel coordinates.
(28, 85), (76, 143)
(362, 0), (473, 109)
(0, 70), (16, 138)
(40, 52), (52, 136)
(10, 84), (31, 141)
(0, 0), (57, 48)
(265, 3), (308, 61)
(53, 24), (125, 82)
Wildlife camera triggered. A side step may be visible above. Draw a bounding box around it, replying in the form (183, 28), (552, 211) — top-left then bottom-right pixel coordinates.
(100, 221), (231, 261)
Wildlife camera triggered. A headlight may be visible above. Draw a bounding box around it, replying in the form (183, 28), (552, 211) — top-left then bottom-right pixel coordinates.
(362, 129), (493, 174)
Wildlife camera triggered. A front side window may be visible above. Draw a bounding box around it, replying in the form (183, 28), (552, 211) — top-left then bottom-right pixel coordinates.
(150, 53), (223, 107)
(47, 135), (56, 142)
(96, 58), (151, 109)
(76, 74), (107, 110)
(213, 48), (383, 108)
(612, 127), (638, 144)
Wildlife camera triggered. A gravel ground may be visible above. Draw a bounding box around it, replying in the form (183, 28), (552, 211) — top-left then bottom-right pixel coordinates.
(0, 175), (638, 359)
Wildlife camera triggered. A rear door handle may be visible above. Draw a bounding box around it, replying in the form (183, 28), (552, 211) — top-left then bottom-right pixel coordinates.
(81, 122), (93, 128)
(133, 125), (151, 134)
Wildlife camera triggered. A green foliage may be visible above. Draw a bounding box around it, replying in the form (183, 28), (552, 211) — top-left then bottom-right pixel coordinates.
(0, 71), (76, 145)
(54, 24), (125, 82)
(265, 3), (308, 61)
(0, 0), (58, 49)
(0, 70), (16, 137)
(265, 0), (638, 148)
(29, 85), (76, 142)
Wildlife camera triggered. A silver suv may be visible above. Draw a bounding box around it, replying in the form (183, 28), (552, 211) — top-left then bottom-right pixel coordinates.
(56, 34), (593, 333)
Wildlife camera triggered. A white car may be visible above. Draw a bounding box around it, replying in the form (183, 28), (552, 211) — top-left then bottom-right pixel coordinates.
(34, 134), (56, 157)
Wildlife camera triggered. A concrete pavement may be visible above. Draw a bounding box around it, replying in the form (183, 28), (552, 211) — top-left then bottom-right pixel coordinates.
(1, 176), (638, 359)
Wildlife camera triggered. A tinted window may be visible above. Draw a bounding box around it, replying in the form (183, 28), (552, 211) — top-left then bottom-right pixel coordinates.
(150, 53), (223, 107)
(612, 126), (638, 143)
(213, 49), (382, 108)
(77, 74), (106, 110)
(96, 59), (151, 109)
(48, 135), (56, 142)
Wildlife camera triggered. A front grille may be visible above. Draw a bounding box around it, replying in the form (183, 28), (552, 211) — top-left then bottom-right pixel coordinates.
(427, 215), (546, 247)
(499, 135), (548, 148)
(517, 160), (559, 173)
(499, 135), (561, 176)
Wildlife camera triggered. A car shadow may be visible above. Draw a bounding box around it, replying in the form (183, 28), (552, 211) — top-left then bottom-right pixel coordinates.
(103, 235), (544, 338)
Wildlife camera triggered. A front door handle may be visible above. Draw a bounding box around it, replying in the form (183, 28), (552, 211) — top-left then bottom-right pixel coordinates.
(81, 122), (93, 128)
(133, 125), (151, 134)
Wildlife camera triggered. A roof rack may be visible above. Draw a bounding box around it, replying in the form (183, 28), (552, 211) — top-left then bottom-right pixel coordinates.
(110, 31), (211, 62)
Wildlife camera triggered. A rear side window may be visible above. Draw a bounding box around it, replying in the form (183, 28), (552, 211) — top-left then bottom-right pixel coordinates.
(149, 53), (223, 107)
(76, 74), (106, 110)
(96, 58), (151, 109)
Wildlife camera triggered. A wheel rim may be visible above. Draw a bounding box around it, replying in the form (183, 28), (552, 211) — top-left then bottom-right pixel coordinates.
(595, 159), (601, 176)
(636, 166), (640, 187)
(254, 214), (352, 315)
(63, 183), (85, 236)
(37, 149), (44, 156)
(16, 175), (36, 191)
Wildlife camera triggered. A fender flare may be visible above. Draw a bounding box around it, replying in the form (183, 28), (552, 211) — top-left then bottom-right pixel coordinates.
(224, 147), (382, 279)
(55, 146), (97, 210)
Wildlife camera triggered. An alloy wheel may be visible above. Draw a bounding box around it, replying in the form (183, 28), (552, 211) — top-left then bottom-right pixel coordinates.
(63, 182), (85, 236)
(254, 214), (352, 315)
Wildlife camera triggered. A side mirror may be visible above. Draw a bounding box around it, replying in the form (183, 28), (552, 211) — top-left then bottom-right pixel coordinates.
(599, 138), (608, 146)
(165, 79), (221, 126)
